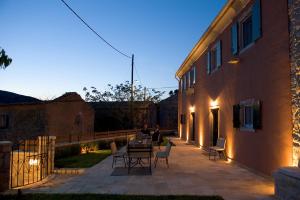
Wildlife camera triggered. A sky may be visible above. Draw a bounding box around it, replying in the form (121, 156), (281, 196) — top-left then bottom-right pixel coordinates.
(0, 0), (226, 100)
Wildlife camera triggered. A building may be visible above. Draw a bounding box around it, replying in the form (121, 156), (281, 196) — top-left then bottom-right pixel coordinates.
(176, 0), (300, 175)
(0, 91), (94, 143)
(158, 93), (178, 130)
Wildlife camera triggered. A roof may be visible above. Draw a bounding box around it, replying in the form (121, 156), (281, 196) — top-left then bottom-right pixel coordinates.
(0, 90), (41, 105)
(175, 0), (250, 79)
(53, 92), (83, 102)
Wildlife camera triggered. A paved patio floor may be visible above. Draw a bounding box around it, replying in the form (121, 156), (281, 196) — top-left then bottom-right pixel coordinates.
(22, 138), (274, 200)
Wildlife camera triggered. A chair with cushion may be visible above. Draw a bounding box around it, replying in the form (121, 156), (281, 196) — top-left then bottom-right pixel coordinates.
(110, 141), (127, 168)
(209, 138), (226, 160)
(154, 140), (172, 168)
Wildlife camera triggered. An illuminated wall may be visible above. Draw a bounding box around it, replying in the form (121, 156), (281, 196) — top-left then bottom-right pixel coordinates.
(289, 0), (300, 166)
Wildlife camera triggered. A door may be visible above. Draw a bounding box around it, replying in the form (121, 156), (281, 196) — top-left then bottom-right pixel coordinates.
(211, 108), (219, 146)
(190, 112), (195, 141)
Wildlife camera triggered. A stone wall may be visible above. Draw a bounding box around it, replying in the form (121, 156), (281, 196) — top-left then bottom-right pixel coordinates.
(0, 141), (12, 192)
(289, 0), (300, 166)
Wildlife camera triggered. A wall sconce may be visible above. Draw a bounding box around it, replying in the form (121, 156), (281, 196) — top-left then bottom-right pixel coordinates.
(228, 57), (240, 64)
(189, 106), (195, 113)
(210, 100), (219, 109)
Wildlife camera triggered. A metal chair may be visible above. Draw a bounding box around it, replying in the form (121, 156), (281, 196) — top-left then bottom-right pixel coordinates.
(154, 140), (172, 168)
(110, 141), (127, 168)
(209, 138), (226, 160)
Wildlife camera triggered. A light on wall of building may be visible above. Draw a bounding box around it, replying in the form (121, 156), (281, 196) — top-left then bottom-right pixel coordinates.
(228, 57), (240, 64)
(210, 100), (219, 109)
(189, 106), (195, 113)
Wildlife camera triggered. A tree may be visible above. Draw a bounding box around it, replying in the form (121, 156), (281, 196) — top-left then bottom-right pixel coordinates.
(0, 48), (12, 69)
(169, 89), (178, 97)
(83, 81), (165, 103)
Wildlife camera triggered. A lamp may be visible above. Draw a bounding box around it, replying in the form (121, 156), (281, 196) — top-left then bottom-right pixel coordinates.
(228, 57), (240, 64)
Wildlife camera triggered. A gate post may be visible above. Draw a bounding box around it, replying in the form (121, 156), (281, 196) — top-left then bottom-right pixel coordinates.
(0, 141), (12, 192)
(48, 136), (56, 174)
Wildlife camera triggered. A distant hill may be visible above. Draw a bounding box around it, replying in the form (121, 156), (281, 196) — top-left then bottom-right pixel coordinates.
(0, 90), (41, 104)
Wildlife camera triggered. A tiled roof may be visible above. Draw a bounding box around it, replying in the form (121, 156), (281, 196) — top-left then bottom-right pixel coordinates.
(0, 90), (41, 105)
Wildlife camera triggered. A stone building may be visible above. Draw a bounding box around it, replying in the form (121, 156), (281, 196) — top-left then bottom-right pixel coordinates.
(0, 91), (94, 143)
(176, 0), (300, 175)
(90, 95), (178, 132)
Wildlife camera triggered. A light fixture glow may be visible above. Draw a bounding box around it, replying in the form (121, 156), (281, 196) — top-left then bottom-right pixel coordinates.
(29, 159), (39, 166)
(228, 58), (240, 64)
(210, 100), (219, 108)
(189, 106), (195, 113)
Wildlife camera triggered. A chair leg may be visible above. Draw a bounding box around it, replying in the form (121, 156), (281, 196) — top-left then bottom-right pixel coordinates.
(112, 157), (115, 168)
(154, 157), (158, 168)
(166, 157), (169, 168)
(123, 156), (127, 167)
(223, 151), (227, 160)
(209, 149), (211, 160)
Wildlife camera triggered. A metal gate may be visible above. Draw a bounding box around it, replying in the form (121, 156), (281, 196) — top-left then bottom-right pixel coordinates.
(10, 136), (53, 188)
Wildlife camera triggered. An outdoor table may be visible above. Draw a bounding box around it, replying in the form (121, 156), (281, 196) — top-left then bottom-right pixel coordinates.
(127, 138), (153, 174)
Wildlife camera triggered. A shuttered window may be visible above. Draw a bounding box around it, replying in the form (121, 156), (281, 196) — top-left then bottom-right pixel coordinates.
(252, 0), (262, 41)
(207, 51), (211, 74)
(216, 40), (222, 68)
(231, 22), (239, 55)
(232, 100), (262, 130)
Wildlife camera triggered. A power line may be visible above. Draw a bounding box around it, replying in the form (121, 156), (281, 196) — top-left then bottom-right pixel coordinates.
(60, 0), (132, 59)
(148, 86), (178, 89)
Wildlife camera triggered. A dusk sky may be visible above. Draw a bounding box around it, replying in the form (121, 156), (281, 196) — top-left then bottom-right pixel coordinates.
(1, 0), (226, 100)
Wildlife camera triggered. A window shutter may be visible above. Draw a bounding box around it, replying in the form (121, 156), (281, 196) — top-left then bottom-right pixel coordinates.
(207, 51), (211, 74)
(193, 66), (196, 84)
(253, 100), (262, 129)
(231, 23), (238, 55)
(252, 0), (262, 41)
(216, 40), (222, 68)
(233, 104), (240, 128)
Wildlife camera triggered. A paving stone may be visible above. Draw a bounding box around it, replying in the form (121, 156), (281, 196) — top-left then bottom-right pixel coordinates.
(20, 138), (274, 199)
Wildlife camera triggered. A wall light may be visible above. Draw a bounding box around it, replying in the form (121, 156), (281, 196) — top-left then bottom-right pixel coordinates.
(189, 106), (195, 113)
(228, 57), (240, 64)
(210, 100), (219, 109)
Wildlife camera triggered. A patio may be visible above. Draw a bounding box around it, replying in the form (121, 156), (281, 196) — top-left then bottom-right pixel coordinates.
(21, 138), (274, 200)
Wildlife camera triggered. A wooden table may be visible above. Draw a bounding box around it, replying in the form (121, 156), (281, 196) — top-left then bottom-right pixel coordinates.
(127, 138), (153, 174)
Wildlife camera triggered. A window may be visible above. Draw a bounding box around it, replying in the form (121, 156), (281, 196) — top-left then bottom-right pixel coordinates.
(231, 22), (239, 55)
(242, 15), (253, 48)
(193, 66), (196, 85)
(180, 79), (183, 93)
(186, 72), (190, 88)
(0, 114), (9, 129)
(189, 66), (196, 86)
(232, 99), (262, 131)
(231, 0), (261, 54)
(243, 105), (253, 129)
(207, 40), (222, 74)
(183, 75), (186, 91)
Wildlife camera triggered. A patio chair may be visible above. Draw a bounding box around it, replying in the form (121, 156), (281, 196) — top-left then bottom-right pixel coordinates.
(154, 140), (172, 168)
(110, 141), (127, 168)
(209, 138), (226, 160)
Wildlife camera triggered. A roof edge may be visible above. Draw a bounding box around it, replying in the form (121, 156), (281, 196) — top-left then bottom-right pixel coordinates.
(176, 0), (250, 79)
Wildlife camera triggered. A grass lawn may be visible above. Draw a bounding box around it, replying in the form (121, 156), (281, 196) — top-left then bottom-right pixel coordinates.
(55, 150), (111, 168)
(1, 194), (224, 200)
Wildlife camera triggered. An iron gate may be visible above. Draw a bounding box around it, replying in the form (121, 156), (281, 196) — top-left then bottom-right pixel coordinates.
(10, 136), (53, 188)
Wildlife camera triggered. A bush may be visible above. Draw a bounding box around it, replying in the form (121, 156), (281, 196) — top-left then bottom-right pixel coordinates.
(55, 144), (81, 160)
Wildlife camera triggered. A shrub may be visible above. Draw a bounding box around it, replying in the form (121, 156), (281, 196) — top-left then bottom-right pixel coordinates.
(55, 144), (81, 160)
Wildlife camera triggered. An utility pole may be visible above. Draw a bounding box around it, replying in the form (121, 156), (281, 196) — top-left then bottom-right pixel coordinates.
(130, 54), (134, 129)
(131, 54), (134, 101)
(144, 87), (147, 101)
